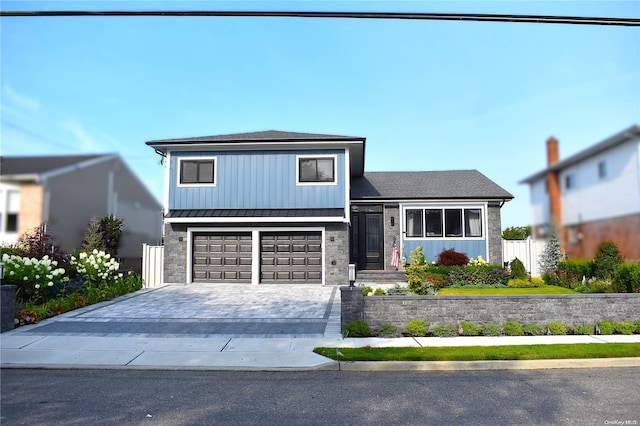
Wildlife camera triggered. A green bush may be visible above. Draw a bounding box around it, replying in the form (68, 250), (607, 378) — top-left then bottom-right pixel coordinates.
(458, 321), (480, 336)
(406, 247), (429, 294)
(613, 321), (635, 335)
(635, 320), (640, 334)
(507, 278), (533, 288)
(523, 324), (545, 336)
(509, 258), (527, 280)
(375, 324), (401, 337)
(613, 262), (640, 293)
(479, 324), (501, 336)
(570, 324), (595, 335)
(446, 264), (509, 287)
(342, 320), (371, 337)
(432, 324), (458, 337)
(405, 319), (428, 337)
(596, 321), (614, 335)
(544, 259), (593, 289)
(575, 278), (614, 294)
(386, 284), (408, 295)
(425, 272), (449, 289)
(530, 277), (545, 287)
(502, 321), (524, 336)
(546, 322), (567, 335)
(593, 241), (624, 280)
(373, 288), (387, 296)
(436, 248), (469, 266)
(361, 286), (373, 296)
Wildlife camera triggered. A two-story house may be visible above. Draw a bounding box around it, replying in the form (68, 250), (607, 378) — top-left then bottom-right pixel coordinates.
(520, 124), (640, 259)
(0, 154), (163, 271)
(147, 130), (513, 285)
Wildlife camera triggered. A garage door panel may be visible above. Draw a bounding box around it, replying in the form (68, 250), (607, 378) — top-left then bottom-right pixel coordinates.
(193, 233), (252, 283)
(260, 232), (322, 284)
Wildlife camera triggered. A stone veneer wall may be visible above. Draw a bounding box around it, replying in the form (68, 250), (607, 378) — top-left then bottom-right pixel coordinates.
(163, 222), (349, 285)
(487, 204), (503, 265)
(341, 288), (640, 330)
(383, 204), (401, 270)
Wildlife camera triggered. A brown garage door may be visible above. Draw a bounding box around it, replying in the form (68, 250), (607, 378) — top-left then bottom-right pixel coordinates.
(260, 232), (322, 283)
(193, 233), (252, 282)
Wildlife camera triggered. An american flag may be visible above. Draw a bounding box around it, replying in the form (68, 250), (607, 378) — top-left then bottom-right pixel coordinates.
(390, 237), (400, 269)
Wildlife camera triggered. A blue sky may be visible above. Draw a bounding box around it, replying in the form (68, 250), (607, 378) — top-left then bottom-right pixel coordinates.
(1, 1), (639, 228)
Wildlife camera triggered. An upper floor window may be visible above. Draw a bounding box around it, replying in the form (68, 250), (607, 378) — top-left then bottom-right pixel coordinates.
(297, 155), (336, 185)
(1, 189), (19, 233)
(405, 207), (483, 239)
(564, 174), (576, 190)
(598, 161), (607, 180)
(178, 158), (216, 186)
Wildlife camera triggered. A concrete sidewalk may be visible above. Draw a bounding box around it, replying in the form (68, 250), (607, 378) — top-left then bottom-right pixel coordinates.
(3, 329), (640, 371)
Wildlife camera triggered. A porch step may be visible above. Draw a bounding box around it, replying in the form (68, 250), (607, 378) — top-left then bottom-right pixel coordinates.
(355, 270), (407, 284)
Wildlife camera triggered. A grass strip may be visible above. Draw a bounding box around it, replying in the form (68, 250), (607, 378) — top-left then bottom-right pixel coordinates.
(437, 286), (577, 295)
(314, 343), (640, 362)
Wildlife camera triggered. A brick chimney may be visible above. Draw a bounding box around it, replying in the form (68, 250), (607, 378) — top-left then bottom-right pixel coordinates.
(546, 136), (563, 241)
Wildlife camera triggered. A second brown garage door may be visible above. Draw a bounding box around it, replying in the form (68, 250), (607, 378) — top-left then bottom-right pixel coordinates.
(260, 232), (322, 283)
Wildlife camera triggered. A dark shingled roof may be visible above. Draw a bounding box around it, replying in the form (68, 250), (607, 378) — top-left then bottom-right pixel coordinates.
(0, 154), (105, 176)
(351, 170), (514, 200)
(147, 130), (364, 145)
(167, 208), (344, 218)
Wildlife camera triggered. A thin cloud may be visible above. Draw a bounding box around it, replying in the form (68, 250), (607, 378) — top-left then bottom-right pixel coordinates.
(61, 118), (102, 152)
(3, 84), (41, 114)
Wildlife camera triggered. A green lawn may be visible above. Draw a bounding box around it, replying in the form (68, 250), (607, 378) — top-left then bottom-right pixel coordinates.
(437, 286), (577, 295)
(314, 343), (640, 362)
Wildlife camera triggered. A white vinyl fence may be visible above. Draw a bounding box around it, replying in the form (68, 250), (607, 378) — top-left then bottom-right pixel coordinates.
(142, 244), (164, 288)
(502, 239), (547, 277)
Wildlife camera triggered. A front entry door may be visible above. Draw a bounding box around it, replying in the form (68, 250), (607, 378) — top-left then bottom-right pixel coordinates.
(350, 205), (384, 270)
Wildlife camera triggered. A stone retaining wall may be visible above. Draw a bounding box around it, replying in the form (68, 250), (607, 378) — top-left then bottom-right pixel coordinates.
(340, 287), (640, 330)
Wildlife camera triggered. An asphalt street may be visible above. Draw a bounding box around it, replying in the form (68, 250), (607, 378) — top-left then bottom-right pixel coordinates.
(2, 368), (639, 425)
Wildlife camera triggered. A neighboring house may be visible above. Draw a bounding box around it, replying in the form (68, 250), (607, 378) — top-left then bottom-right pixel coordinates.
(147, 130), (513, 285)
(0, 154), (163, 270)
(520, 124), (640, 260)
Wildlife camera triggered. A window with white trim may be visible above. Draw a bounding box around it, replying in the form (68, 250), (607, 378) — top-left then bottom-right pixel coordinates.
(598, 161), (607, 180)
(178, 158), (216, 186)
(405, 207), (483, 238)
(3, 190), (19, 233)
(297, 155), (336, 185)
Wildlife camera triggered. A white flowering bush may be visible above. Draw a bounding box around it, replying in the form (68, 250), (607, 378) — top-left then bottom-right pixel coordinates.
(1, 253), (65, 302)
(70, 249), (123, 285)
(467, 255), (488, 267)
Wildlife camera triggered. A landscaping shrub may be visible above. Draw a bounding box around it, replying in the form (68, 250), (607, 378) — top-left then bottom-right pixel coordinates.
(2, 253), (66, 303)
(386, 284), (408, 295)
(613, 262), (640, 293)
(405, 319), (428, 337)
(509, 258), (527, 280)
(343, 320), (371, 337)
(373, 288), (387, 296)
(570, 324), (595, 335)
(544, 259), (592, 289)
(375, 324), (401, 338)
(502, 321), (524, 336)
(538, 223), (563, 274)
(432, 324), (458, 337)
(480, 324), (501, 336)
(361, 286), (373, 296)
(635, 320), (640, 334)
(613, 321), (635, 335)
(546, 322), (567, 335)
(530, 277), (545, 287)
(447, 264), (509, 287)
(596, 321), (614, 335)
(436, 248), (469, 267)
(592, 241), (624, 280)
(425, 272), (448, 289)
(507, 278), (533, 288)
(523, 324), (545, 336)
(502, 226), (532, 240)
(458, 321), (480, 336)
(467, 255), (488, 267)
(575, 278), (614, 294)
(15, 226), (67, 267)
(406, 246), (429, 295)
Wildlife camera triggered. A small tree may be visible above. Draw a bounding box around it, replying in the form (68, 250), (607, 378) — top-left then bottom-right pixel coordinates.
(502, 226), (532, 240)
(539, 221), (563, 274)
(593, 241), (624, 280)
(16, 225), (66, 265)
(406, 246), (431, 295)
(81, 216), (104, 253)
(99, 215), (124, 257)
(509, 257), (527, 279)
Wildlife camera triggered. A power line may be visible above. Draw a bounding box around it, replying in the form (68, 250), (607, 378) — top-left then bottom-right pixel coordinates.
(0, 10), (639, 26)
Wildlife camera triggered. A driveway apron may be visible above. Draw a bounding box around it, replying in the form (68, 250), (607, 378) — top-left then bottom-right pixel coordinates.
(19, 284), (341, 338)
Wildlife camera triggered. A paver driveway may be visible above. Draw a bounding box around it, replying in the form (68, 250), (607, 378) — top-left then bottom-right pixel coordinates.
(20, 284), (341, 338)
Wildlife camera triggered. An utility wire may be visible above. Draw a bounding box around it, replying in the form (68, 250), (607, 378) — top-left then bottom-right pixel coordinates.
(0, 10), (639, 26)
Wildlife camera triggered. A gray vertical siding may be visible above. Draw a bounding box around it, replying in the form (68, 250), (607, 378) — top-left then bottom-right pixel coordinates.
(169, 150), (346, 210)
